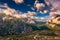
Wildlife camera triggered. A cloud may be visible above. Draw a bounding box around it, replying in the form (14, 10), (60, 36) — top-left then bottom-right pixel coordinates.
(45, 0), (60, 18)
(3, 8), (18, 16)
(0, 3), (8, 9)
(15, 11), (35, 19)
(33, 17), (45, 22)
(0, 3), (19, 16)
(13, 14), (27, 18)
(50, 12), (55, 16)
(27, 11), (36, 16)
(13, 0), (24, 4)
(0, 3), (36, 19)
(34, 0), (45, 11)
(40, 10), (48, 14)
(44, 0), (51, 6)
(45, 0), (60, 11)
(49, 11), (60, 17)
(31, 7), (35, 10)
(0, 3), (46, 22)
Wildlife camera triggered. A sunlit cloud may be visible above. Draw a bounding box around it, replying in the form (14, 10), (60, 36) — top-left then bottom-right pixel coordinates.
(13, 14), (27, 18)
(0, 4), (36, 19)
(13, 0), (24, 4)
(50, 12), (55, 16)
(3, 8), (18, 16)
(34, 0), (45, 11)
(0, 3), (19, 16)
(27, 11), (36, 16)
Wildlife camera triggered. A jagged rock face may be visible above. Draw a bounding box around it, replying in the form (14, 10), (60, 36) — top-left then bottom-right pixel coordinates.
(47, 15), (60, 30)
(52, 15), (60, 24)
(47, 15), (60, 24)
(0, 13), (33, 36)
(0, 19), (33, 35)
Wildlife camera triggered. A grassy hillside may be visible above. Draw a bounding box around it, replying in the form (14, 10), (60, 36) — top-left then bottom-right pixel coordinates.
(0, 30), (60, 40)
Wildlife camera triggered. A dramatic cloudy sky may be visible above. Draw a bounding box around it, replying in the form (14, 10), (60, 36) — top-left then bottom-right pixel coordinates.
(0, 0), (60, 18)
